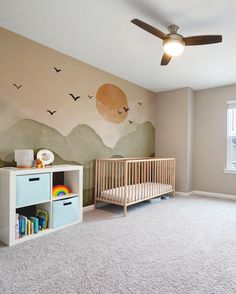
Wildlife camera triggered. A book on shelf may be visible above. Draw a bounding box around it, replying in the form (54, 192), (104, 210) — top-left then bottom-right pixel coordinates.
(19, 215), (27, 237)
(27, 220), (32, 235)
(15, 213), (46, 239)
(15, 214), (19, 239)
(29, 217), (38, 234)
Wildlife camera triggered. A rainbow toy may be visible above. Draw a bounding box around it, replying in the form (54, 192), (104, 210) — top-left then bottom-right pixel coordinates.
(52, 185), (70, 197)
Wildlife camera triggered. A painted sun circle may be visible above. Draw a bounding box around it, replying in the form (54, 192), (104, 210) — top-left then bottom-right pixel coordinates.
(96, 83), (128, 123)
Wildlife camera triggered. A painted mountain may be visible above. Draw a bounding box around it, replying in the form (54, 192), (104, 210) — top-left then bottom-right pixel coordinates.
(0, 119), (155, 205)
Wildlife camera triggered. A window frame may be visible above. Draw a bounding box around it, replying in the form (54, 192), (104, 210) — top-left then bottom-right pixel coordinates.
(226, 100), (236, 171)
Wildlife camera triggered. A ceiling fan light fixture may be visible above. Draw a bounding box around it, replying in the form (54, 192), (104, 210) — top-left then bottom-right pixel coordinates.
(163, 37), (185, 57)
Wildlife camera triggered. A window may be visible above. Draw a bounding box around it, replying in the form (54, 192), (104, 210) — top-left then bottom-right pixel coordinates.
(227, 101), (236, 169)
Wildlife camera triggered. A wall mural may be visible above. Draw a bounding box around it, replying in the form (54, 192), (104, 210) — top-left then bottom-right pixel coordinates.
(0, 27), (156, 206)
(96, 83), (128, 123)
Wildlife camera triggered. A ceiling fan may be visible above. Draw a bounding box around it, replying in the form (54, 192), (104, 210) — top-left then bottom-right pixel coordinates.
(131, 18), (222, 66)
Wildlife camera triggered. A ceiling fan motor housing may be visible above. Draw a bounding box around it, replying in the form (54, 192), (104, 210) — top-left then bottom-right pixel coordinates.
(164, 33), (185, 46)
(168, 24), (179, 34)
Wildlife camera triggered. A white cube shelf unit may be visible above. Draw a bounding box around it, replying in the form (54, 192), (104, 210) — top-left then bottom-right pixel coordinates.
(0, 165), (83, 246)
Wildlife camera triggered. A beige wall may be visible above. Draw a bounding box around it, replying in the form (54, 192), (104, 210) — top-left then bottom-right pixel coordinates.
(194, 84), (236, 195)
(155, 88), (193, 192)
(156, 84), (236, 196)
(187, 89), (194, 192)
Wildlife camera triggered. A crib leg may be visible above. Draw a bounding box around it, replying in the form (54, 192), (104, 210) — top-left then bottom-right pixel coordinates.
(124, 205), (127, 217)
(172, 191), (176, 197)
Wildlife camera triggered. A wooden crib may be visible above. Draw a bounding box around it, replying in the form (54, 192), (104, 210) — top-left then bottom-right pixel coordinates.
(94, 157), (175, 216)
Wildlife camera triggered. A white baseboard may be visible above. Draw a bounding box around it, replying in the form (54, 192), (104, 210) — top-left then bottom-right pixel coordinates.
(192, 190), (236, 201)
(175, 191), (192, 197)
(83, 204), (95, 212)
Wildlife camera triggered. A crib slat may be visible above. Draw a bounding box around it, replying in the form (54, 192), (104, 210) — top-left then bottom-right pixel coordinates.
(161, 159), (163, 193)
(107, 161), (109, 199)
(99, 161), (101, 198)
(103, 162), (105, 200)
(165, 160), (168, 192)
(105, 161), (107, 200)
(121, 163), (124, 202)
(133, 163), (135, 202)
(164, 159), (166, 193)
(150, 160), (152, 196)
(149, 161), (151, 197)
(173, 159), (176, 194)
(168, 160), (170, 186)
(147, 161), (149, 197)
(164, 159), (166, 192)
(111, 161), (114, 201)
(167, 160), (169, 187)
(144, 161), (146, 199)
(99, 161), (102, 198)
(97, 160), (99, 199)
(154, 160), (157, 196)
(103, 161), (105, 200)
(118, 162), (120, 203)
(167, 160), (169, 188)
(115, 162), (117, 201)
(159, 160), (161, 194)
(94, 160), (98, 207)
(146, 161), (148, 197)
(141, 162), (144, 200)
(134, 162), (136, 200)
(106, 161), (108, 200)
(124, 161), (128, 216)
(129, 162), (131, 203)
(138, 162), (140, 200)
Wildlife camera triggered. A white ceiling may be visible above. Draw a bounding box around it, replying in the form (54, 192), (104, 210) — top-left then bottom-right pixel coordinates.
(0, 0), (236, 92)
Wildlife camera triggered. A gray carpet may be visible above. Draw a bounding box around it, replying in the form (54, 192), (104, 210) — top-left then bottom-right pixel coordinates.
(1, 195), (236, 294)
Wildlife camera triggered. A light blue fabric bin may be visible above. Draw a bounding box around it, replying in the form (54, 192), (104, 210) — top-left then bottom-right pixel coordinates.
(52, 196), (80, 228)
(16, 173), (51, 208)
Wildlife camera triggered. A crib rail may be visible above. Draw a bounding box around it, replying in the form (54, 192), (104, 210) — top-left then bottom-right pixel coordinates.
(95, 158), (175, 215)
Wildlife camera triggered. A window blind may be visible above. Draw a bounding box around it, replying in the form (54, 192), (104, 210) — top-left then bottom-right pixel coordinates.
(227, 100), (236, 109)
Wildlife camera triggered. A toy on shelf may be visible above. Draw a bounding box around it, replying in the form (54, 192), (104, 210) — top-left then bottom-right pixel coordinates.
(36, 149), (54, 167)
(52, 185), (71, 197)
(36, 209), (49, 229)
(35, 159), (44, 168)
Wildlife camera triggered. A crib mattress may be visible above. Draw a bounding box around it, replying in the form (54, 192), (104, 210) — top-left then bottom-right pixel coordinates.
(100, 182), (173, 204)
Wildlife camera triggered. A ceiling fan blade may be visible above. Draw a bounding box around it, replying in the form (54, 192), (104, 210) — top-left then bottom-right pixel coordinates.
(131, 18), (167, 40)
(161, 53), (172, 66)
(184, 35), (222, 46)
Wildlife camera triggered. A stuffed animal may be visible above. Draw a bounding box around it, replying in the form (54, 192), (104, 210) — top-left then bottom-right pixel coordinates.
(35, 159), (44, 168)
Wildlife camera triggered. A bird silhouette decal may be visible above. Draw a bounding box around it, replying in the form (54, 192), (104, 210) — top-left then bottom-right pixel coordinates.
(47, 110), (57, 115)
(88, 95), (93, 99)
(69, 93), (80, 101)
(12, 83), (22, 90)
(129, 120), (133, 124)
(53, 67), (61, 73)
(123, 107), (130, 112)
(138, 101), (143, 106)
(117, 110), (122, 115)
